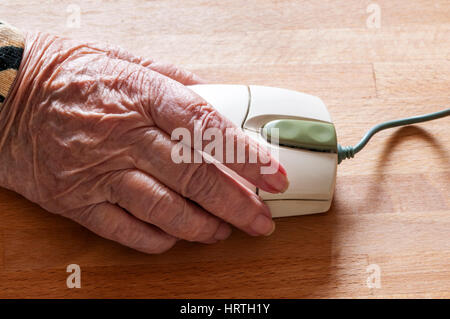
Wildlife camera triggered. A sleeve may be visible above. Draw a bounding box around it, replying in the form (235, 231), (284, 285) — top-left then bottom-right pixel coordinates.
(0, 20), (25, 107)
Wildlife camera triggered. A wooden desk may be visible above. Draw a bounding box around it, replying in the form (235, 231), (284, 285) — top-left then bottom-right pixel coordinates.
(0, 0), (449, 298)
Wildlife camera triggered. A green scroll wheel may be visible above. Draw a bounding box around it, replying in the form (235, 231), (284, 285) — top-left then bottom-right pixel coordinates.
(261, 119), (338, 153)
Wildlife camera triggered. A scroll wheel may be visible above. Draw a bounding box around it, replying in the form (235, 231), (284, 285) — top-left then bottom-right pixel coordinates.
(261, 119), (337, 152)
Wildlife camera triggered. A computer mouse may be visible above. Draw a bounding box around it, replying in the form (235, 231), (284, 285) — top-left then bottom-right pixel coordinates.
(188, 84), (337, 218)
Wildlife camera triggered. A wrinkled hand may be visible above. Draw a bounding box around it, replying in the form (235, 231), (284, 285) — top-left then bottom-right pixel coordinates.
(0, 32), (288, 253)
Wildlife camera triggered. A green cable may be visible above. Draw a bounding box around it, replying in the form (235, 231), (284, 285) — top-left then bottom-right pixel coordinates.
(337, 108), (450, 164)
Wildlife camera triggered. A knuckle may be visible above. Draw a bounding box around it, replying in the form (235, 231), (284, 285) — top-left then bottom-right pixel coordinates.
(174, 68), (196, 85)
(171, 67), (184, 81)
(164, 198), (208, 242)
(143, 187), (172, 222)
(225, 194), (260, 228)
(199, 107), (222, 131)
(186, 102), (223, 130)
(191, 220), (220, 242)
(105, 169), (135, 205)
(131, 127), (160, 167)
(169, 200), (196, 238)
(181, 163), (218, 201)
(140, 71), (166, 118)
(151, 189), (217, 242)
(181, 211), (215, 242)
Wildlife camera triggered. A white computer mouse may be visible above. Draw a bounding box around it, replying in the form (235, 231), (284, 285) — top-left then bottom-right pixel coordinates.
(188, 85), (338, 218)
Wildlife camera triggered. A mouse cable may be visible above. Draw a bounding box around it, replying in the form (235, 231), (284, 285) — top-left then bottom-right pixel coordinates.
(337, 108), (450, 164)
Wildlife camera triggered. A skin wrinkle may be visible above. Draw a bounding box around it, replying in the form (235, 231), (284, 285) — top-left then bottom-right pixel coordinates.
(178, 161), (203, 198)
(103, 44), (204, 86)
(49, 151), (126, 198)
(129, 128), (158, 171)
(111, 170), (218, 244)
(56, 113), (129, 154)
(115, 61), (136, 88)
(73, 204), (96, 225)
(198, 167), (223, 203)
(184, 102), (215, 129)
(182, 163), (210, 199)
(188, 164), (223, 204)
(131, 125), (270, 234)
(121, 126), (156, 161)
(79, 203), (177, 254)
(151, 185), (216, 243)
(0, 31), (286, 254)
(180, 103), (268, 179)
(100, 207), (144, 248)
(104, 168), (133, 205)
(31, 125), (42, 202)
(127, 70), (153, 121)
(141, 70), (165, 122)
(27, 47), (133, 204)
(176, 199), (199, 240)
(146, 184), (172, 224)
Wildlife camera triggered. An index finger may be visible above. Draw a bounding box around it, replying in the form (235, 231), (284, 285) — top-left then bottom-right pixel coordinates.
(138, 70), (289, 194)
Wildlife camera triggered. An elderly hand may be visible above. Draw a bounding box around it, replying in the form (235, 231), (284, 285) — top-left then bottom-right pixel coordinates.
(0, 32), (288, 253)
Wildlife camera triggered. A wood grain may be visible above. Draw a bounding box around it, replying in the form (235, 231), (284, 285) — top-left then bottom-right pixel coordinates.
(0, 0), (449, 298)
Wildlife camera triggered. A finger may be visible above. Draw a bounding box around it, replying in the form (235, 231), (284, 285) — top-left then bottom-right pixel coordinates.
(130, 127), (276, 236)
(105, 45), (205, 85)
(141, 60), (206, 85)
(136, 70), (289, 194)
(69, 202), (177, 254)
(106, 169), (233, 243)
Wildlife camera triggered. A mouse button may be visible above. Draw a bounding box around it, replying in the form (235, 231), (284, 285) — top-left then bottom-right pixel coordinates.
(188, 84), (249, 128)
(244, 130), (337, 201)
(244, 85), (332, 130)
(262, 119), (337, 152)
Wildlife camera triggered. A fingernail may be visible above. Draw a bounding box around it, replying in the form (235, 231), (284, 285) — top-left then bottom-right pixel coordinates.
(278, 163), (287, 176)
(251, 214), (275, 236)
(214, 223), (232, 241)
(262, 172), (289, 193)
